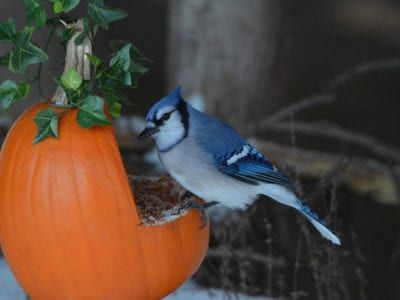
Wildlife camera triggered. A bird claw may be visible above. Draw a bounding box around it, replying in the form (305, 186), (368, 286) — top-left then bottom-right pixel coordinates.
(180, 190), (194, 202)
(178, 192), (219, 228)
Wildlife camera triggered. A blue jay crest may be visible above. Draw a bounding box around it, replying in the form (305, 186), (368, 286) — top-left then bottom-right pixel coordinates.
(146, 86), (183, 121)
(169, 86), (182, 98)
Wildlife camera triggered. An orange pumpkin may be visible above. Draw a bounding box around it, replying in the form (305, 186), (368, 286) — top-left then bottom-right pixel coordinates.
(0, 103), (209, 300)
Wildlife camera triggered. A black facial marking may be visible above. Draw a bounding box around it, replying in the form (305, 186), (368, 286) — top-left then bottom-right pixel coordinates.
(176, 100), (189, 138)
(155, 99), (190, 153)
(160, 112), (171, 121)
(154, 110), (174, 126)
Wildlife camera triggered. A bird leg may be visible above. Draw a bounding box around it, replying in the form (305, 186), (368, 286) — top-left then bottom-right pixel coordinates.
(179, 191), (219, 227)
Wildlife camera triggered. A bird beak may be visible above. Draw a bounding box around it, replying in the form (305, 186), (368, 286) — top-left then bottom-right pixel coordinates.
(137, 125), (159, 141)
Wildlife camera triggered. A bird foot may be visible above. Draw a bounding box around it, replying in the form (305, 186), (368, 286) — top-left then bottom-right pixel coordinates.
(180, 190), (195, 202)
(179, 192), (219, 227)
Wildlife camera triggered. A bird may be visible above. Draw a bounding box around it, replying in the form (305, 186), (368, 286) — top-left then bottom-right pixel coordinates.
(138, 87), (341, 245)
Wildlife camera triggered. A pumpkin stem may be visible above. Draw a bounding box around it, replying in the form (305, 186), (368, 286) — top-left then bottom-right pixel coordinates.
(52, 19), (92, 105)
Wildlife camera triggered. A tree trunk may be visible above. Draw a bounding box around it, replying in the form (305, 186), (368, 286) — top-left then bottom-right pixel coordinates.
(167, 0), (289, 130)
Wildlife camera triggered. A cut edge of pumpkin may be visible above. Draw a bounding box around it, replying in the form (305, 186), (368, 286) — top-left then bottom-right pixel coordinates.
(128, 174), (203, 226)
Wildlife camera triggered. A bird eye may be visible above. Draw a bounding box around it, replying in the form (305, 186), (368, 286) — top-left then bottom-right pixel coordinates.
(160, 112), (171, 122)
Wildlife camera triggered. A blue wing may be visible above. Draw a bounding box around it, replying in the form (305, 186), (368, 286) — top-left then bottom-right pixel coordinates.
(186, 105), (291, 187)
(215, 144), (292, 187)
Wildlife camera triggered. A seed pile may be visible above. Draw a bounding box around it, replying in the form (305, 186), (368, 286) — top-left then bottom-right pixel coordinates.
(129, 174), (197, 225)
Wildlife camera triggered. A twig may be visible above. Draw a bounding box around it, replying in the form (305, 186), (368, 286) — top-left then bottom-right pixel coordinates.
(207, 247), (286, 267)
(291, 234), (302, 299)
(327, 58), (400, 91)
(350, 230), (368, 300)
(265, 121), (400, 163)
(265, 218), (273, 297)
(249, 139), (400, 205)
(245, 93), (334, 132)
(245, 58), (400, 132)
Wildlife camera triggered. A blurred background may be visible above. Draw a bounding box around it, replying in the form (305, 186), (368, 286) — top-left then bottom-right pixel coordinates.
(1, 0), (400, 299)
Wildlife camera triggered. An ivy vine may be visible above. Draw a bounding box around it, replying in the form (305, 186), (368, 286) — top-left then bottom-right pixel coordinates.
(0, 0), (149, 143)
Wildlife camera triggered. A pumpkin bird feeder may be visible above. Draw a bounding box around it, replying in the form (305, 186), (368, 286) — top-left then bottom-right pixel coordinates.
(0, 14), (209, 300)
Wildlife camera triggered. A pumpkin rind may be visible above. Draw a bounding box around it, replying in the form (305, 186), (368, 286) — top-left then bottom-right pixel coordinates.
(0, 103), (209, 300)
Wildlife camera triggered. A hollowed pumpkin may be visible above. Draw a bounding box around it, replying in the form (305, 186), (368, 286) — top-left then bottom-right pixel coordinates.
(0, 103), (209, 300)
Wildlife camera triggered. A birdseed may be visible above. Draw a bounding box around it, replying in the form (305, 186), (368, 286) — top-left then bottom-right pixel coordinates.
(128, 174), (200, 225)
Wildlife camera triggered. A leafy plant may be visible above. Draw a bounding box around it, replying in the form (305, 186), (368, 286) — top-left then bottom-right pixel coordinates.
(0, 80), (30, 113)
(0, 0), (149, 143)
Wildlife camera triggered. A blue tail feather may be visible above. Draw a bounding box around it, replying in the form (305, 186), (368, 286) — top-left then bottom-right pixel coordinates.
(295, 199), (341, 245)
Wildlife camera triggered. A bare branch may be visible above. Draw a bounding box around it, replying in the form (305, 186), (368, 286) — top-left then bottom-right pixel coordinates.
(244, 93), (335, 133)
(207, 246), (286, 267)
(264, 121), (400, 163)
(327, 58), (400, 91)
(249, 139), (400, 205)
(245, 58), (400, 131)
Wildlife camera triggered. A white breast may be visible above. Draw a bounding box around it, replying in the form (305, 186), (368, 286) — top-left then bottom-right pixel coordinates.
(158, 138), (258, 209)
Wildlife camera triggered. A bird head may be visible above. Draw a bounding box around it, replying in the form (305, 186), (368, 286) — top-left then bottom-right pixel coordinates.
(138, 87), (189, 152)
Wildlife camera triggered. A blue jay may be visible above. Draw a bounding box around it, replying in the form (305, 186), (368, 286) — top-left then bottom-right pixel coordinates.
(138, 87), (341, 245)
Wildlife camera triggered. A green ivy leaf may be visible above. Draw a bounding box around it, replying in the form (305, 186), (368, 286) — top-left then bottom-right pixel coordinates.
(96, 64), (125, 105)
(49, 0), (80, 13)
(33, 109), (58, 144)
(0, 53), (10, 67)
(122, 72), (132, 86)
(130, 63), (149, 77)
(77, 80), (94, 100)
(109, 43), (132, 85)
(56, 27), (75, 43)
(109, 40), (126, 52)
(85, 53), (101, 67)
(131, 45), (152, 64)
(109, 40), (149, 82)
(77, 95), (111, 128)
(92, 24), (99, 37)
(0, 80), (30, 113)
(88, 0), (127, 29)
(23, 0), (47, 28)
(109, 102), (121, 118)
(110, 43), (131, 71)
(0, 18), (16, 42)
(95, 41), (149, 108)
(110, 40), (152, 64)
(9, 26), (48, 74)
(61, 68), (82, 90)
(97, 77), (124, 108)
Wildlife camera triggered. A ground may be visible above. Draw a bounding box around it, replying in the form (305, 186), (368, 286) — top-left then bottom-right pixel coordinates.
(0, 258), (268, 300)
